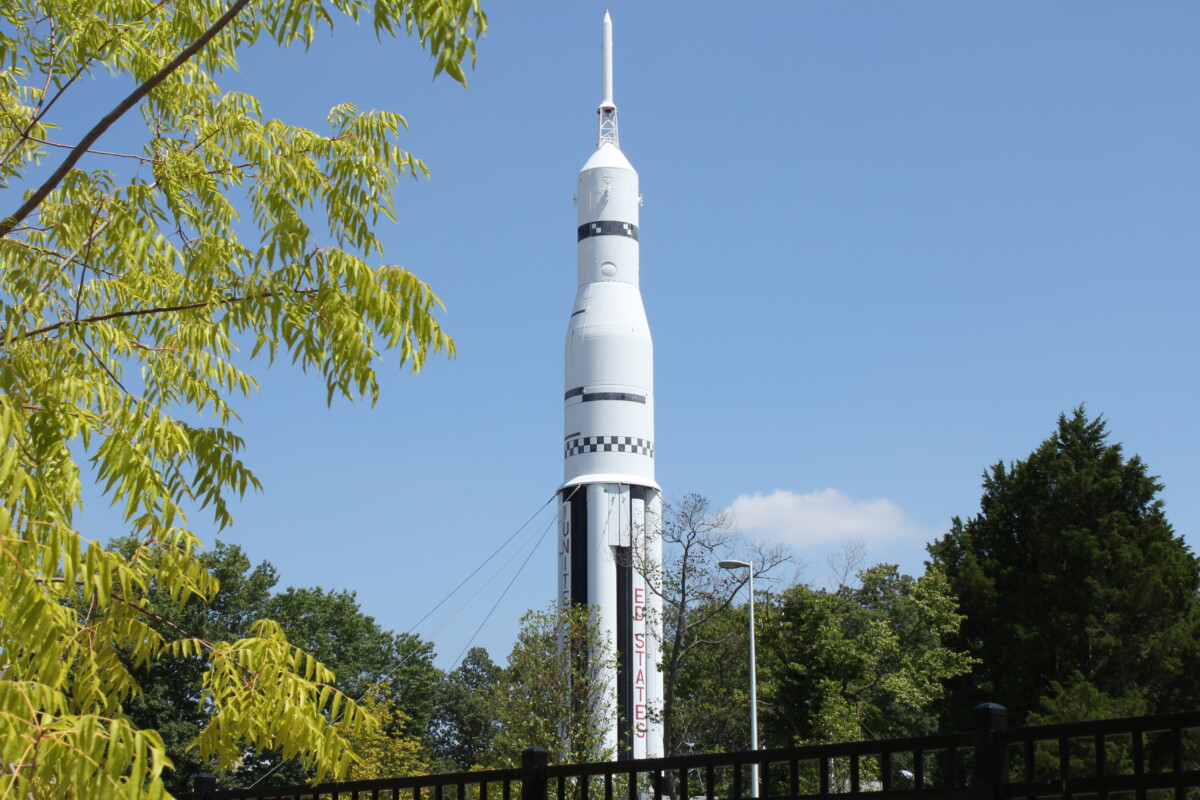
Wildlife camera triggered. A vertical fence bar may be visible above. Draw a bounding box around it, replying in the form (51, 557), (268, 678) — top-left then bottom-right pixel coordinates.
(1173, 727), (1184, 800)
(192, 774), (217, 800)
(1023, 740), (1034, 799)
(1132, 731), (1145, 800)
(914, 749), (925, 790)
(881, 752), (892, 792)
(1058, 739), (1070, 800)
(973, 704), (1009, 800)
(522, 748), (549, 800)
(1056, 738), (1075, 800)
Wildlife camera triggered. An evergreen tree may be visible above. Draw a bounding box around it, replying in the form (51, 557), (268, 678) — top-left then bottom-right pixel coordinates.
(928, 408), (1200, 726)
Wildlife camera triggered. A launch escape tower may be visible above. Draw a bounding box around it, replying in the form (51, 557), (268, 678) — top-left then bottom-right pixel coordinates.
(557, 13), (664, 760)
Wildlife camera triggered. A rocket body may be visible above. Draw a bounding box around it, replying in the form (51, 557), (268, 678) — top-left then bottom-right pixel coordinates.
(564, 143), (654, 488)
(557, 13), (664, 761)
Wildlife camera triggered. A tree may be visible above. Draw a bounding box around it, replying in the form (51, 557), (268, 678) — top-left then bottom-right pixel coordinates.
(661, 599), (753, 754)
(120, 541), (279, 794)
(342, 684), (429, 781)
(235, 584), (440, 787)
(637, 493), (791, 755)
(119, 542), (440, 793)
(263, 587), (441, 733)
(757, 564), (973, 746)
(490, 605), (616, 766)
(0, 2), (485, 795)
(429, 647), (503, 771)
(927, 408), (1200, 727)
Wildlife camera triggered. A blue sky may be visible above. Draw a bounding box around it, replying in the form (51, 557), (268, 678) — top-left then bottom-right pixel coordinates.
(69, 2), (1200, 668)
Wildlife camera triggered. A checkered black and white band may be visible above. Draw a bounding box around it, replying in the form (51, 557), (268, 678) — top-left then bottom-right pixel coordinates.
(577, 220), (639, 242)
(565, 435), (654, 459)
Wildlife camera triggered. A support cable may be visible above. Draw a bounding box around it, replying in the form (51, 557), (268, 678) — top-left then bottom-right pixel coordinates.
(247, 491), (563, 788)
(449, 509), (557, 667)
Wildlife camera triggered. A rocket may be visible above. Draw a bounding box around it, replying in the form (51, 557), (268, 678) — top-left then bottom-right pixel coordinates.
(558, 12), (664, 761)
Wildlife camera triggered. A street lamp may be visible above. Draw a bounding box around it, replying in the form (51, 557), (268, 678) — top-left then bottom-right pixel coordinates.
(719, 559), (759, 798)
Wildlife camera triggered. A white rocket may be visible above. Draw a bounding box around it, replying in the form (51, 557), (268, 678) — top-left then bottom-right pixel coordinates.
(558, 12), (664, 761)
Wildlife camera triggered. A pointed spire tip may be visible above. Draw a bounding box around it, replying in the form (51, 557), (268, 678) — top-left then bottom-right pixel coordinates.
(597, 9), (618, 147)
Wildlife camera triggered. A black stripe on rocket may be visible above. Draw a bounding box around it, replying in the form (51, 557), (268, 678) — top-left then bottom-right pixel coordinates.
(565, 387), (646, 404)
(578, 220), (639, 241)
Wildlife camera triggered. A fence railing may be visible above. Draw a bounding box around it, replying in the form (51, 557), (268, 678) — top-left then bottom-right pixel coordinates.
(179, 704), (1200, 800)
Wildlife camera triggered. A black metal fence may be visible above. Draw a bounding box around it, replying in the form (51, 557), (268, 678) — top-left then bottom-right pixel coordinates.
(180, 704), (1200, 800)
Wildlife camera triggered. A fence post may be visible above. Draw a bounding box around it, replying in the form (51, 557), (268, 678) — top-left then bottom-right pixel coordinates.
(522, 748), (549, 800)
(193, 773), (217, 800)
(972, 703), (1008, 800)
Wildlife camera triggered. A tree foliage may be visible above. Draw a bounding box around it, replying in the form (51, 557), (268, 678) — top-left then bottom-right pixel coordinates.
(927, 408), (1200, 726)
(119, 542), (440, 793)
(121, 541), (276, 793)
(662, 559), (970, 755)
(429, 646), (503, 771)
(637, 493), (791, 755)
(0, 1), (485, 797)
(342, 684), (429, 782)
(263, 586), (441, 731)
(661, 598), (753, 754)
(758, 564), (974, 745)
(490, 605), (616, 766)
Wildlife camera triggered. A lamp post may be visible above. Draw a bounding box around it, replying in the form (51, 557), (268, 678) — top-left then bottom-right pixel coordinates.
(719, 559), (758, 798)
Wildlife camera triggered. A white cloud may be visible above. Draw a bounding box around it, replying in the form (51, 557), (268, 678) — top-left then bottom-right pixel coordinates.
(727, 488), (924, 548)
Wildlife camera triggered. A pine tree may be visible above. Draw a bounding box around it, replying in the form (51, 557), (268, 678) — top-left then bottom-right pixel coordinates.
(928, 408), (1200, 726)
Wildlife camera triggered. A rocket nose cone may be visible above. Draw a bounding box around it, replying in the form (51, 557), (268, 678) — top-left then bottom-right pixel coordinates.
(581, 141), (634, 172)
